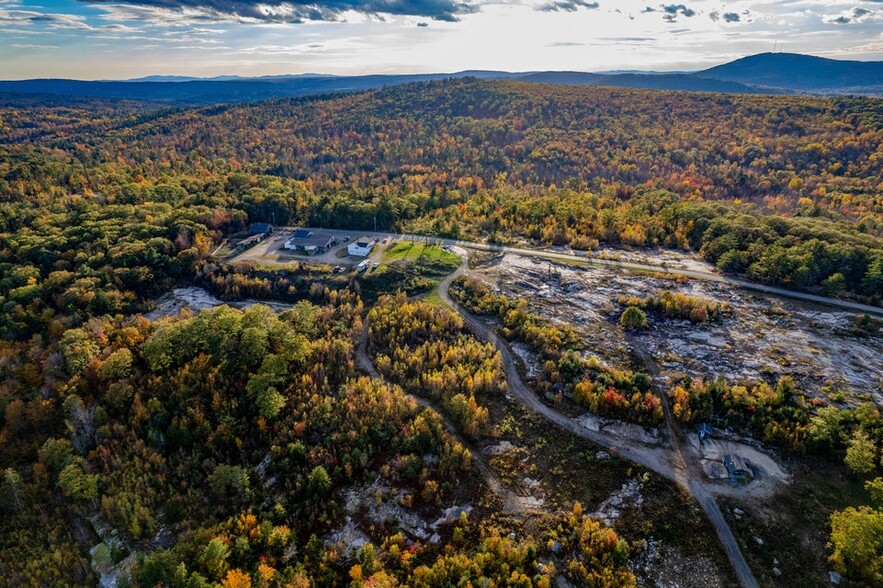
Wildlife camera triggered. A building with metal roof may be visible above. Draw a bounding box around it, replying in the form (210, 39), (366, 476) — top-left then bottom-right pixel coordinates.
(284, 229), (336, 254)
(248, 222), (274, 236)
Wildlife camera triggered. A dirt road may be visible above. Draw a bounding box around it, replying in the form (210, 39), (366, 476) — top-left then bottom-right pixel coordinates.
(630, 337), (761, 588)
(234, 227), (883, 317)
(355, 320), (538, 513)
(238, 226), (857, 587)
(438, 262), (762, 588)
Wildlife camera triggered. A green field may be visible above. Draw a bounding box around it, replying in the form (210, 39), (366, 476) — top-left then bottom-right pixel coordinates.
(379, 241), (460, 270)
(421, 285), (447, 307)
(354, 241), (461, 301)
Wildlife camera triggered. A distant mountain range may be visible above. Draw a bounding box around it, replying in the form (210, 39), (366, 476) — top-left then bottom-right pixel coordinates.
(1, 53), (880, 105)
(123, 73), (338, 83)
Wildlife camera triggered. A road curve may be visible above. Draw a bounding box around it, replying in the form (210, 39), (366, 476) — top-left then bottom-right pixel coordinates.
(355, 319), (540, 513)
(438, 266), (687, 483)
(438, 261), (761, 588)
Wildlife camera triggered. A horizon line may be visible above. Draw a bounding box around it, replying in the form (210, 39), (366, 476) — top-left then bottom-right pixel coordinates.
(2, 51), (880, 83)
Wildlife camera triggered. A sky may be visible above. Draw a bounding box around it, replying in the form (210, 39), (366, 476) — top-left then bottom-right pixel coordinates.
(1, 0), (882, 79)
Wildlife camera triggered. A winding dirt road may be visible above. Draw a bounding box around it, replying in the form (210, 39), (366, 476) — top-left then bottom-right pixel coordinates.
(437, 260), (762, 588)
(321, 228), (870, 588)
(355, 321), (539, 513)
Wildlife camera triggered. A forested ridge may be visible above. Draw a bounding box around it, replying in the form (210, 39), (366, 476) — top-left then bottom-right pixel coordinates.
(2, 79), (882, 321)
(1, 79), (883, 586)
(1, 291), (641, 587)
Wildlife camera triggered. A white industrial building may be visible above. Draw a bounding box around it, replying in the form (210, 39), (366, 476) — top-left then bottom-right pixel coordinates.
(348, 238), (374, 257)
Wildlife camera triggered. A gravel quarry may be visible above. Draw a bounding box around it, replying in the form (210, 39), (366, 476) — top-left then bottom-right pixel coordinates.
(145, 286), (294, 320)
(473, 252), (883, 407)
(686, 433), (790, 486)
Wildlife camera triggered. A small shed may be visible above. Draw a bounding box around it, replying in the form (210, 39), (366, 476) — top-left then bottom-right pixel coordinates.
(239, 234), (264, 248)
(698, 423), (714, 442)
(248, 222), (274, 236)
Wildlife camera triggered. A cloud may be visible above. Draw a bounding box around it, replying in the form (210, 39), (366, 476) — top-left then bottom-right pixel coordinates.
(0, 8), (93, 29)
(598, 36), (655, 42)
(709, 10), (740, 23)
(10, 43), (58, 48)
(661, 4), (695, 18)
(546, 41), (584, 46)
(535, 0), (598, 13)
(825, 6), (877, 25)
(78, 0), (477, 23)
(102, 23), (142, 31)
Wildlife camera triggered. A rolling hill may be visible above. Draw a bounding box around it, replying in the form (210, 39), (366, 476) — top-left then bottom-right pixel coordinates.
(0, 53), (879, 105)
(701, 52), (883, 94)
(517, 71), (768, 94)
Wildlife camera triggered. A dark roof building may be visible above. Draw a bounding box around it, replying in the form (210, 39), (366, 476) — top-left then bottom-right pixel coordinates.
(723, 454), (753, 480)
(698, 423), (714, 441)
(248, 222), (274, 235)
(284, 229), (336, 254)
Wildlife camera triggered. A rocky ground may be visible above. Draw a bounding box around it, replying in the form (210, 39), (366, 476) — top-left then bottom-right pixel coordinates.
(145, 286), (294, 320)
(473, 252), (883, 407)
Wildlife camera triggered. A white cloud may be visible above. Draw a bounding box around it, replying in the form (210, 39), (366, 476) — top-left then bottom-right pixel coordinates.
(0, 7), (93, 29)
(10, 42), (58, 48)
(0, 0), (881, 79)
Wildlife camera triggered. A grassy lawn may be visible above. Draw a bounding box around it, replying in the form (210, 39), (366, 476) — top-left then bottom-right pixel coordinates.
(380, 241), (459, 270)
(213, 245), (237, 259)
(357, 241), (461, 302)
(421, 285), (448, 307)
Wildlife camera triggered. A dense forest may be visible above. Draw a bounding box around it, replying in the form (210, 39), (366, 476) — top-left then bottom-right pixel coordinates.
(2, 80), (882, 325)
(2, 79), (883, 586)
(0, 292), (638, 586)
